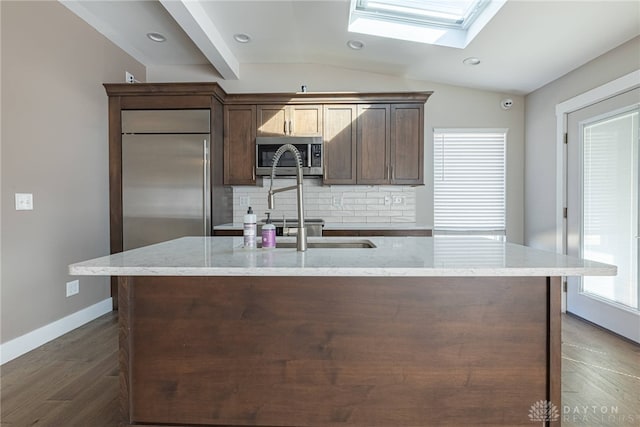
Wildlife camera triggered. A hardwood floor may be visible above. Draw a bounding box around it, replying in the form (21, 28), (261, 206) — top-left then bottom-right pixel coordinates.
(1, 312), (638, 426)
(561, 314), (640, 426)
(1, 313), (119, 426)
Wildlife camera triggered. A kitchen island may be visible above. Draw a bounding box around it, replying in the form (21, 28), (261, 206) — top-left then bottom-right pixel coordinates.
(69, 236), (615, 427)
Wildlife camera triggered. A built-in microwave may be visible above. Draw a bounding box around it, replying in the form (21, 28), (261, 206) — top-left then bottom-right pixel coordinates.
(255, 136), (323, 177)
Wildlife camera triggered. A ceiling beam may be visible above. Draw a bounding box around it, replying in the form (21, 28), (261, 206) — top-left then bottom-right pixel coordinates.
(60, 0), (151, 66)
(159, 0), (239, 80)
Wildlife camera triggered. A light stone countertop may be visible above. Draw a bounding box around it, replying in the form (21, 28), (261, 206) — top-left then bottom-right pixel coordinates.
(69, 236), (616, 277)
(213, 222), (432, 230)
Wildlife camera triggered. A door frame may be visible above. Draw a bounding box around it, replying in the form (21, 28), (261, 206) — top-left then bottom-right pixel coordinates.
(555, 70), (640, 311)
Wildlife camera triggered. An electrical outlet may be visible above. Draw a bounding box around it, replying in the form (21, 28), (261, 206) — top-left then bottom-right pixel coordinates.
(66, 280), (79, 297)
(15, 193), (33, 210)
(332, 196), (343, 207)
(384, 196), (391, 206)
(239, 196), (250, 207)
(392, 196), (404, 205)
(125, 71), (135, 84)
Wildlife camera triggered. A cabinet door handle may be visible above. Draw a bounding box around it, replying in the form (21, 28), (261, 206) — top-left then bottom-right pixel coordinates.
(288, 120), (292, 135)
(391, 164), (394, 181)
(283, 120), (287, 135)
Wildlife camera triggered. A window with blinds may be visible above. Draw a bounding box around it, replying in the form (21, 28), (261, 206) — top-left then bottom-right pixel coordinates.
(433, 129), (507, 235)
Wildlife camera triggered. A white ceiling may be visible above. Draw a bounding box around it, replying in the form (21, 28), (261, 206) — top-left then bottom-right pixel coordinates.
(61, 0), (640, 95)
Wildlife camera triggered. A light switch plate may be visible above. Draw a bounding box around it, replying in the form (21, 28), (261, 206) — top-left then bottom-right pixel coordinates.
(15, 193), (33, 210)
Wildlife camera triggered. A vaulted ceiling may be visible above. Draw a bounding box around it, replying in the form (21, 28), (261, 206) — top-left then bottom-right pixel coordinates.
(61, 0), (640, 94)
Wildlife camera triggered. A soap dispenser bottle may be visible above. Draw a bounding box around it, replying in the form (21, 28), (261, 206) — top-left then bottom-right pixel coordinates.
(261, 212), (276, 249)
(243, 207), (257, 249)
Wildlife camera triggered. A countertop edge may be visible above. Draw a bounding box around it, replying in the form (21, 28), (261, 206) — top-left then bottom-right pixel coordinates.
(69, 266), (617, 277)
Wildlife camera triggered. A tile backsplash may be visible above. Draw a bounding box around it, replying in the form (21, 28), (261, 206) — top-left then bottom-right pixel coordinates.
(232, 178), (416, 223)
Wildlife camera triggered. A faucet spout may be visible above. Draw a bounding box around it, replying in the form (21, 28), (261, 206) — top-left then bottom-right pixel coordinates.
(267, 144), (307, 251)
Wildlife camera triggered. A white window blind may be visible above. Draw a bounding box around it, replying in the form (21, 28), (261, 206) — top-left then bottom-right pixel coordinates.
(434, 129), (506, 233)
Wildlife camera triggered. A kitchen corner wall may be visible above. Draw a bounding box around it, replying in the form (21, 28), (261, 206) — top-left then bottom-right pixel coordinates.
(1, 2), (145, 344)
(149, 64), (526, 243)
(232, 179), (416, 224)
(524, 36), (640, 252)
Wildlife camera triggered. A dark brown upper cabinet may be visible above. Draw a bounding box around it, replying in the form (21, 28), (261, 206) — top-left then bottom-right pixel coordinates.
(323, 104), (357, 184)
(257, 105), (322, 136)
(357, 104), (391, 184)
(353, 103), (424, 185)
(224, 105), (256, 185)
(223, 91), (430, 186)
(390, 103), (424, 185)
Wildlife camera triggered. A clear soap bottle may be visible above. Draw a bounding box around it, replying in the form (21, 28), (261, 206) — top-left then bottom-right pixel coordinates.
(243, 207), (257, 249)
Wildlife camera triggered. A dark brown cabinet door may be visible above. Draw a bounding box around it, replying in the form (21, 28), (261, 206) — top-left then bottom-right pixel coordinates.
(390, 103), (423, 184)
(256, 105), (288, 136)
(357, 104), (390, 184)
(289, 105), (322, 136)
(323, 104), (357, 184)
(257, 105), (322, 136)
(224, 105), (256, 185)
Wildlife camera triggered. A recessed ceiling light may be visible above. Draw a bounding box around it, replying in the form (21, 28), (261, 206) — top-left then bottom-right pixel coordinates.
(146, 32), (166, 43)
(347, 40), (365, 50)
(463, 57), (481, 66)
(233, 33), (251, 43)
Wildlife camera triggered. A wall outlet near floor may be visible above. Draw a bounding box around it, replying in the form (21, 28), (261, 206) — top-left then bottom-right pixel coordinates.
(66, 280), (79, 297)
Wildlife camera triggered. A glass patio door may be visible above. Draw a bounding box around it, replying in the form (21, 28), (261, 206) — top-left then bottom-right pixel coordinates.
(566, 88), (639, 343)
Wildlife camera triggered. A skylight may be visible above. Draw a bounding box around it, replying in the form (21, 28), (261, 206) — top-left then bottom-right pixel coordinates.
(348, 0), (506, 49)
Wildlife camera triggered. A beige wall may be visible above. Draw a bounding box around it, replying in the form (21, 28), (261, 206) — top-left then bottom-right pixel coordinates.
(149, 63), (526, 243)
(524, 36), (640, 252)
(1, 1), (145, 343)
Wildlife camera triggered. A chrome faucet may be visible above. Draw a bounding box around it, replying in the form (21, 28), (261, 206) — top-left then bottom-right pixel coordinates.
(267, 144), (307, 251)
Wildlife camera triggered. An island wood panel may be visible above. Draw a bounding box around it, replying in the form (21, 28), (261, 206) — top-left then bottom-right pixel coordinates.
(119, 275), (558, 427)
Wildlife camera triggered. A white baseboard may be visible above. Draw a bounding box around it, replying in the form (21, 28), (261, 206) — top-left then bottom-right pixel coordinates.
(0, 298), (113, 365)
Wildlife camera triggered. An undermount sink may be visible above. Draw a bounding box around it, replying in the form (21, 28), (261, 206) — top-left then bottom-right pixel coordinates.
(258, 239), (376, 249)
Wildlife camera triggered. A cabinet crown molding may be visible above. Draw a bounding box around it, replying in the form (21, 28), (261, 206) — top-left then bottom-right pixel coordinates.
(104, 83), (432, 105)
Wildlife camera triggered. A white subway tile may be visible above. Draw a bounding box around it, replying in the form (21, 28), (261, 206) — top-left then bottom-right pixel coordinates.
(390, 216), (415, 223)
(367, 204), (390, 211)
(341, 216), (368, 223)
(366, 217), (391, 223)
(377, 210), (402, 217)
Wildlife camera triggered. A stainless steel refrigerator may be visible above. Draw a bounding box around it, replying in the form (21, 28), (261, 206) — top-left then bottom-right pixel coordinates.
(121, 109), (210, 250)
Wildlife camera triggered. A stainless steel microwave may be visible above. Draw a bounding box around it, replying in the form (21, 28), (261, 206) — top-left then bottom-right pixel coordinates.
(255, 136), (323, 177)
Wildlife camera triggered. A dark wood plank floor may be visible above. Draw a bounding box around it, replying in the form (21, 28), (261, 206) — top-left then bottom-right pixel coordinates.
(1, 312), (638, 426)
(561, 314), (640, 426)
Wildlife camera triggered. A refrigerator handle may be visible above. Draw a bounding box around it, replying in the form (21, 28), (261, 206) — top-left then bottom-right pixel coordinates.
(203, 139), (210, 236)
